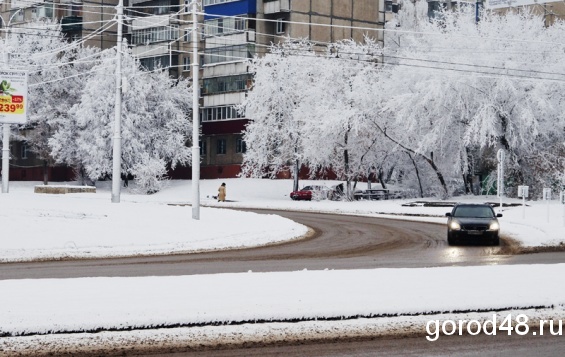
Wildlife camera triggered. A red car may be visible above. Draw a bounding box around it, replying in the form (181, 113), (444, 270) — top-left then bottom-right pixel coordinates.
(290, 185), (330, 201)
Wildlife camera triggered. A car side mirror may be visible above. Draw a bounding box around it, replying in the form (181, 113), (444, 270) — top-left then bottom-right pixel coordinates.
(445, 213), (451, 217)
(497, 213), (503, 217)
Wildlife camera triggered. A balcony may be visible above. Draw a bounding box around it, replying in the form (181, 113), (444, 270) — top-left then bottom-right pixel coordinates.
(131, 14), (172, 31)
(205, 30), (256, 49)
(264, 0), (290, 14)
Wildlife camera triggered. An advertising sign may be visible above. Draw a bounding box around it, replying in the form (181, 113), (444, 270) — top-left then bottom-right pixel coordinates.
(0, 70), (28, 124)
(486, 0), (552, 10)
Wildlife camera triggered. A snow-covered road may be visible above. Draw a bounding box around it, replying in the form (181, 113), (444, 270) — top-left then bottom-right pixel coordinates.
(1, 179), (565, 354)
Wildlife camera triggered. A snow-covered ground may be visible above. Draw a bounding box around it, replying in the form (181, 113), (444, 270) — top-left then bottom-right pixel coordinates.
(1, 178), (563, 263)
(1, 178), (565, 353)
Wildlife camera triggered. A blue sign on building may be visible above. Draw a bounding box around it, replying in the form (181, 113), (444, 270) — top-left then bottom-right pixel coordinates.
(204, 0), (257, 20)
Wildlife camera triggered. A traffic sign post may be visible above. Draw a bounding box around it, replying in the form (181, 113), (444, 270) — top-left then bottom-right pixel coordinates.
(561, 191), (565, 226)
(543, 188), (551, 223)
(518, 185), (529, 219)
(497, 149), (505, 209)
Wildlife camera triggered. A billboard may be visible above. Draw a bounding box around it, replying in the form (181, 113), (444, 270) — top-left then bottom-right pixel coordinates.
(486, 0), (553, 10)
(0, 70), (28, 124)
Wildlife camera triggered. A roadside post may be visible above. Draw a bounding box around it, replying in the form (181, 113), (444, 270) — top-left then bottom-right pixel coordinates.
(1, 8), (28, 194)
(497, 149), (505, 209)
(561, 191), (565, 226)
(518, 185), (529, 219)
(543, 188), (551, 223)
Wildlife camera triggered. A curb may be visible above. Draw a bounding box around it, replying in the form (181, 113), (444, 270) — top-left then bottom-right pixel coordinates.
(2, 308), (564, 356)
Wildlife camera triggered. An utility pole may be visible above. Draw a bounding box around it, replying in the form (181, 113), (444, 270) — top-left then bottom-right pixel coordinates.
(191, 0), (200, 220)
(1, 11), (20, 194)
(111, 0), (124, 203)
(1, 52), (9, 194)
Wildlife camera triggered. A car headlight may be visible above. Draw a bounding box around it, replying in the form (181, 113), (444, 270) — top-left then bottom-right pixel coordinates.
(449, 221), (461, 230)
(489, 222), (500, 231)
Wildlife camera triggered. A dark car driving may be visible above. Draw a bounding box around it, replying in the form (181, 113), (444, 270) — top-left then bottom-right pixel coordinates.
(446, 203), (502, 246)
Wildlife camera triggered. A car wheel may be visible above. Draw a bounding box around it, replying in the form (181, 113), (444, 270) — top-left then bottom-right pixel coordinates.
(492, 236), (500, 246)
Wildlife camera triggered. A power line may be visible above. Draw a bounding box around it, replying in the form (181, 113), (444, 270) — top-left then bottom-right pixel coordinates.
(198, 21), (565, 79)
(195, 11), (565, 47)
(6, 17), (117, 59)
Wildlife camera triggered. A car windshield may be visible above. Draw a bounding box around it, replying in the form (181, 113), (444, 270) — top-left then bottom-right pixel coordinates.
(453, 206), (494, 218)
(302, 186), (312, 190)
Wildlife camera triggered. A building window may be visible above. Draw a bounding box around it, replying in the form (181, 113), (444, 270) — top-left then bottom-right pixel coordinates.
(64, 2), (83, 17)
(33, 4), (55, 20)
(204, 16), (247, 37)
(201, 106), (242, 122)
(199, 140), (207, 155)
(21, 144), (28, 159)
(132, 26), (180, 45)
(138, 0), (178, 15)
(217, 139), (226, 155)
(276, 19), (285, 34)
(427, 1), (447, 19)
(236, 138), (246, 154)
(139, 55), (171, 71)
(10, 9), (24, 22)
(202, 74), (252, 95)
(203, 0), (239, 5)
(183, 57), (190, 72)
(204, 44), (255, 65)
(385, 1), (393, 12)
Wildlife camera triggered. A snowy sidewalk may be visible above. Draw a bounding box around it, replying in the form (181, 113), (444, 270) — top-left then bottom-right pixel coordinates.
(1, 264), (564, 336)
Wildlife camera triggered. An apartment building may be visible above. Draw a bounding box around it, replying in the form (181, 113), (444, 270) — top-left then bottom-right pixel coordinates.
(2, 0), (388, 181)
(427, 0), (565, 24)
(197, 0), (386, 179)
(487, 0), (565, 25)
(127, 0), (195, 80)
(0, 0), (119, 48)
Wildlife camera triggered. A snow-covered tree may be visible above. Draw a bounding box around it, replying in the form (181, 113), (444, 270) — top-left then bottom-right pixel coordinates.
(0, 20), (98, 184)
(378, 4), (565, 196)
(243, 4), (565, 198)
(296, 39), (384, 198)
(241, 40), (316, 191)
(51, 48), (192, 193)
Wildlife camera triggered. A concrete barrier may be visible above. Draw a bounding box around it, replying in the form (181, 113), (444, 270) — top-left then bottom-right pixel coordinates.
(34, 185), (96, 194)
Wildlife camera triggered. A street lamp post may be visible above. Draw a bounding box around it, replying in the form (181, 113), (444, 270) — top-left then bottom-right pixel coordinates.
(111, 0), (124, 203)
(475, 0), (481, 23)
(191, 0), (200, 220)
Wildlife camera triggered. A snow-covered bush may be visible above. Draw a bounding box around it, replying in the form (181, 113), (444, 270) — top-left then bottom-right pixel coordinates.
(130, 154), (168, 194)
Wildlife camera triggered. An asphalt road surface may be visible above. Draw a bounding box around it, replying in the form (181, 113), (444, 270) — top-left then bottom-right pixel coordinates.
(135, 332), (565, 357)
(2, 209), (565, 280)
